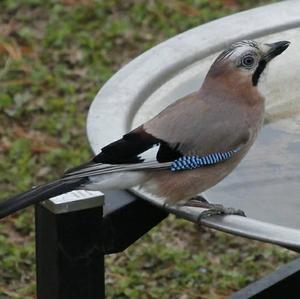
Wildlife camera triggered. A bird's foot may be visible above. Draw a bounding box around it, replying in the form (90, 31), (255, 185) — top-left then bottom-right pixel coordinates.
(198, 204), (246, 220)
(185, 196), (245, 218)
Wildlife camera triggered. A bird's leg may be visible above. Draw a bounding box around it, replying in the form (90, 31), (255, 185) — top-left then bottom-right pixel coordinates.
(185, 195), (214, 209)
(185, 195), (246, 218)
(163, 196), (213, 209)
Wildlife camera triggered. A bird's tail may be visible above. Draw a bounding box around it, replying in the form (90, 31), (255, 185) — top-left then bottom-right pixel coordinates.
(0, 177), (86, 219)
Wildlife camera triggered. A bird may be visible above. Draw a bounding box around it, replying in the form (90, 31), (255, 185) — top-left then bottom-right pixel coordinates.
(0, 39), (290, 219)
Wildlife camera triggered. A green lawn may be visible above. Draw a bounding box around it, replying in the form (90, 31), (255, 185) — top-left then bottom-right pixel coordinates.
(0, 0), (297, 298)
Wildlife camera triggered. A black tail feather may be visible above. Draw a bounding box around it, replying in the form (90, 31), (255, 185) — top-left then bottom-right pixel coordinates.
(0, 178), (87, 219)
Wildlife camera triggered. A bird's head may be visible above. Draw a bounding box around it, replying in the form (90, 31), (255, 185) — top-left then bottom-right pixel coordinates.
(210, 40), (290, 87)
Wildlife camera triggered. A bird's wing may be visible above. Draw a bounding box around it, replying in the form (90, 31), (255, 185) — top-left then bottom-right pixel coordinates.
(63, 125), (181, 180)
(64, 90), (252, 180)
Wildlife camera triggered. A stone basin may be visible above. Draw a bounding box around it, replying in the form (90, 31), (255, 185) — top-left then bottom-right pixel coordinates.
(87, 0), (300, 249)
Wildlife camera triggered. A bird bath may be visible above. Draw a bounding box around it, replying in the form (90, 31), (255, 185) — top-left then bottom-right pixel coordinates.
(87, 0), (300, 249)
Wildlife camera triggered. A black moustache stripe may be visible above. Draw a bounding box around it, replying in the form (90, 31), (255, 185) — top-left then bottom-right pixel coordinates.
(252, 60), (267, 86)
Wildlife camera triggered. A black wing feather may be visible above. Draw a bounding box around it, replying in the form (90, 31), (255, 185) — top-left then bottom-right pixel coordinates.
(93, 126), (182, 164)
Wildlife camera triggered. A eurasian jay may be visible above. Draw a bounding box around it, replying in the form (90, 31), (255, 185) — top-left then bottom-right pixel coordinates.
(0, 40), (290, 219)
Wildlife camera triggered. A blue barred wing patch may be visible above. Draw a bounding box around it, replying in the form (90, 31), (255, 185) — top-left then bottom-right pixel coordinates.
(170, 147), (240, 172)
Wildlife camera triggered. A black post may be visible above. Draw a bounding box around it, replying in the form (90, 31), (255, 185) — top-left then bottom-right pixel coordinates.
(35, 204), (105, 299)
(35, 190), (168, 299)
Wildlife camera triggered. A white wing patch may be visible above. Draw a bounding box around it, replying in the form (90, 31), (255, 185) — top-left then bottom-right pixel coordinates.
(138, 143), (160, 162)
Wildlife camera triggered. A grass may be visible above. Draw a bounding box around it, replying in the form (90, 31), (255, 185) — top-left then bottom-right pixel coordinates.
(0, 0), (297, 298)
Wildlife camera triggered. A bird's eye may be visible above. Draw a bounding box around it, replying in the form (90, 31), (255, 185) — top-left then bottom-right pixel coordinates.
(241, 55), (255, 67)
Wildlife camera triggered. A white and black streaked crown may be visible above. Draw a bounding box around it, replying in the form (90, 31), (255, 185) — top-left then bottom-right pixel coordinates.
(217, 40), (260, 62)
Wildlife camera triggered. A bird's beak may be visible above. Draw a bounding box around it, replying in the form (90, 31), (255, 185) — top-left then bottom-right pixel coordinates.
(263, 41), (290, 62)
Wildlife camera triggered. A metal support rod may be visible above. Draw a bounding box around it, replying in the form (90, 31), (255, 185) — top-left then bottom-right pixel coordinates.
(103, 190), (168, 254)
(35, 191), (105, 299)
(230, 257), (300, 299)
